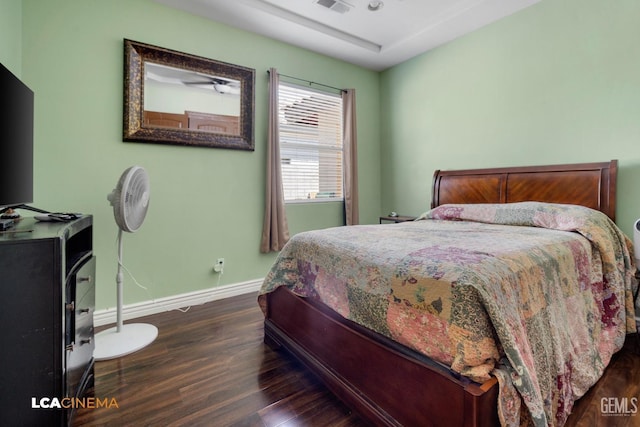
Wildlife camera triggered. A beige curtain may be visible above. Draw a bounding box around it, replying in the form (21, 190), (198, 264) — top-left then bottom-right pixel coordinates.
(342, 89), (359, 226)
(260, 68), (290, 253)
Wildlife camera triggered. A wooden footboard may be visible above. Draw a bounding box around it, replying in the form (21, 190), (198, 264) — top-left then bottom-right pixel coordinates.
(264, 287), (499, 427)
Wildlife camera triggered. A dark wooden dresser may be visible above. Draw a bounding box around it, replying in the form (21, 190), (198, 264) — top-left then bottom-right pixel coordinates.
(0, 215), (95, 426)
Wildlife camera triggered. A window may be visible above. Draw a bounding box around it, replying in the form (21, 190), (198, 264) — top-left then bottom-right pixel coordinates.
(278, 82), (343, 202)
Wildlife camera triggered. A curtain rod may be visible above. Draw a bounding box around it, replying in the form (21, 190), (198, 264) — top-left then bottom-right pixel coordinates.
(267, 70), (346, 93)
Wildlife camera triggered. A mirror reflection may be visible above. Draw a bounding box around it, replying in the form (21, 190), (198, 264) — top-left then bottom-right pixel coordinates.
(123, 39), (255, 151)
(144, 63), (241, 135)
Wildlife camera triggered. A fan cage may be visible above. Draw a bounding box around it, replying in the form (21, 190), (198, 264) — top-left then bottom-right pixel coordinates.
(111, 166), (150, 232)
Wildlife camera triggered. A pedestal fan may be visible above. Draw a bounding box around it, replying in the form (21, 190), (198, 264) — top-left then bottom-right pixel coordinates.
(94, 166), (158, 361)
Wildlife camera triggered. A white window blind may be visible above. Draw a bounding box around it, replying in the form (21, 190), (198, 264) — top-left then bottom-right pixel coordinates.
(278, 82), (343, 202)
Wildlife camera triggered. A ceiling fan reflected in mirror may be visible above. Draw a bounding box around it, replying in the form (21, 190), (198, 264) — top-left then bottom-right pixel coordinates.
(183, 77), (241, 95)
(145, 62), (240, 95)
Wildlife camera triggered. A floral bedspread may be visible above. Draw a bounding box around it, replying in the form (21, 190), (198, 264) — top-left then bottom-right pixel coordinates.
(258, 202), (637, 426)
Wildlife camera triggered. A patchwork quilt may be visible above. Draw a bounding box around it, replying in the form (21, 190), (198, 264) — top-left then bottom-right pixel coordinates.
(259, 202), (637, 426)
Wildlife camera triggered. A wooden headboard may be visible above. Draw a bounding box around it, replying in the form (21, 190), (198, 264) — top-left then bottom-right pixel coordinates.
(431, 160), (618, 221)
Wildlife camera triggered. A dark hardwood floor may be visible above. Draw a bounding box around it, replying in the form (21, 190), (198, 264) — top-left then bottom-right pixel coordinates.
(74, 292), (640, 427)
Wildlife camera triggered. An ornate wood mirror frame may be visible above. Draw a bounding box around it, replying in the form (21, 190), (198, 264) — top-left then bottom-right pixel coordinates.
(123, 39), (255, 151)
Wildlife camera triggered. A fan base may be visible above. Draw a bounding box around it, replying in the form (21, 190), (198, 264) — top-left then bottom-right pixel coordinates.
(93, 323), (158, 361)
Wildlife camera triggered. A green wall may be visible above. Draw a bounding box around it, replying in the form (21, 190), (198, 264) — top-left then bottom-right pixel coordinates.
(0, 0), (22, 74)
(20, 0), (381, 311)
(381, 0), (640, 237)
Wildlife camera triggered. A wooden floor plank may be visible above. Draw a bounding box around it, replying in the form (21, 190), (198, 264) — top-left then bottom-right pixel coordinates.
(73, 292), (640, 426)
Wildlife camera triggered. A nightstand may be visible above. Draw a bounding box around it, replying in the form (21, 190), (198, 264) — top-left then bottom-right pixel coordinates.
(379, 215), (417, 224)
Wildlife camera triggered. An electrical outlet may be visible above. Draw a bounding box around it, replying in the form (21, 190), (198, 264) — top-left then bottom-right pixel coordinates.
(214, 258), (225, 273)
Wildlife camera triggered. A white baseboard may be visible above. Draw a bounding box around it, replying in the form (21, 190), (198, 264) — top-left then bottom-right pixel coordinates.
(93, 278), (263, 327)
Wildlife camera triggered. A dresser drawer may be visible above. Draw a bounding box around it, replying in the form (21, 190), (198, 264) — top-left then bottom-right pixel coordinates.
(66, 256), (95, 399)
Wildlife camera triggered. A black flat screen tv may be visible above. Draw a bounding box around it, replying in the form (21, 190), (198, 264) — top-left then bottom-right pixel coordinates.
(0, 62), (34, 211)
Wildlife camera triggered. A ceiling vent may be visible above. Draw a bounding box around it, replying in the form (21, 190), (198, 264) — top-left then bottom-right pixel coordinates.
(314, 0), (352, 14)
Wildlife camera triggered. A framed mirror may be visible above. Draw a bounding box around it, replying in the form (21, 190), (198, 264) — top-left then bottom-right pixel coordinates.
(123, 39), (255, 151)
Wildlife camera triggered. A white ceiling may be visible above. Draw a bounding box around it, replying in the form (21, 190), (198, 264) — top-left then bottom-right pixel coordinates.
(154, 0), (540, 71)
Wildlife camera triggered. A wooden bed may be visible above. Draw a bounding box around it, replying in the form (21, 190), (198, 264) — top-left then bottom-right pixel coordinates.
(263, 160), (619, 427)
